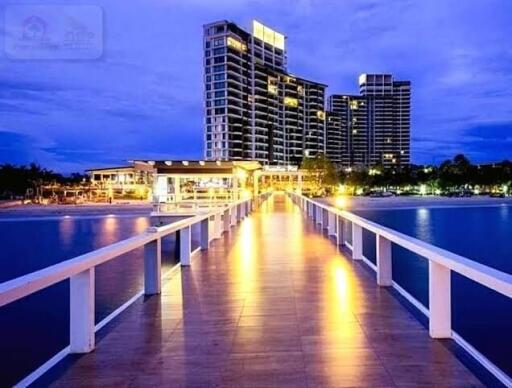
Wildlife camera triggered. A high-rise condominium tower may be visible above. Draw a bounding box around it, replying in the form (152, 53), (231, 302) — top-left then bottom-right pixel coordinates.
(203, 20), (326, 164)
(327, 74), (411, 168)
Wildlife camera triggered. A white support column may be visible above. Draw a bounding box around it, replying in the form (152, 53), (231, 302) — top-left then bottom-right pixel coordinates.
(223, 209), (231, 232)
(200, 218), (209, 250)
(214, 212), (222, 239)
(315, 205), (322, 226)
(70, 268), (95, 353)
(376, 235), (392, 286)
(429, 261), (452, 338)
(351, 223), (363, 260)
(144, 237), (162, 294)
(180, 226), (192, 266)
(328, 212), (336, 236)
(231, 206), (237, 226)
(337, 216), (345, 246)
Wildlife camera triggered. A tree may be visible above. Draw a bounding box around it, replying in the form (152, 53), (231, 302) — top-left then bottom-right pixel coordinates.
(300, 154), (339, 195)
(0, 163), (88, 199)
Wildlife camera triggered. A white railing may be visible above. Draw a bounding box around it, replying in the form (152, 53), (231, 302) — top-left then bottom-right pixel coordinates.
(289, 192), (512, 386)
(0, 193), (270, 386)
(152, 190), (247, 213)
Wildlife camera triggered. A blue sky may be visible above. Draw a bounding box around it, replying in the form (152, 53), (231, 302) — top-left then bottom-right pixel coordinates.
(1, 0), (511, 173)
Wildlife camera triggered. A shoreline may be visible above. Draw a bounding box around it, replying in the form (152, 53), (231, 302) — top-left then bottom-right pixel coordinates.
(316, 195), (512, 211)
(1, 196), (512, 217)
(0, 201), (152, 217)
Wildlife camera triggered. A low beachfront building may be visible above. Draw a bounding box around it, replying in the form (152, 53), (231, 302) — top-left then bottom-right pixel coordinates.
(87, 160), (318, 211)
(146, 160), (260, 214)
(86, 162), (153, 201)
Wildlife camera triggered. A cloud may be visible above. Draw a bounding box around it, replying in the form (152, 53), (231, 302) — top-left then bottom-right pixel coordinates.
(0, 0), (511, 172)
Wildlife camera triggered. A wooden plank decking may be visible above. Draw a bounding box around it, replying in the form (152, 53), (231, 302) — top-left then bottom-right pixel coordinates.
(47, 194), (483, 387)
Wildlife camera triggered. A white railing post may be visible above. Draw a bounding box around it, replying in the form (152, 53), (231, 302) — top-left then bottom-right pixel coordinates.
(231, 206), (237, 226)
(352, 223), (363, 260)
(70, 268), (95, 353)
(328, 211), (336, 236)
(429, 261), (452, 338)
(144, 236), (161, 295)
(376, 235), (392, 286)
(214, 211), (222, 239)
(223, 209), (231, 232)
(200, 218), (209, 250)
(316, 205), (322, 226)
(180, 226), (192, 266)
(337, 215), (345, 247)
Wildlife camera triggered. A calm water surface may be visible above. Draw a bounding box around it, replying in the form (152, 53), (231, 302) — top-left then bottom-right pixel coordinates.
(0, 212), (200, 386)
(353, 204), (512, 377)
(0, 206), (511, 384)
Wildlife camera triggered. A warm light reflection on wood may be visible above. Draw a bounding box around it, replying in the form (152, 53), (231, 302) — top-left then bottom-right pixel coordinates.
(51, 194), (483, 387)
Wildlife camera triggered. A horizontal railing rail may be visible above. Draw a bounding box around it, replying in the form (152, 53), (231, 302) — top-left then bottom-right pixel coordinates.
(0, 192), (271, 386)
(288, 191), (512, 386)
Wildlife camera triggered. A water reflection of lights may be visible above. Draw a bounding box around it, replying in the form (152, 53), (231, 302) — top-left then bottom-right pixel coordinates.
(59, 215), (74, 249)
(102, 215), (120, 242)
(416, 208), (432, 242)
(134, 217), (149, 233)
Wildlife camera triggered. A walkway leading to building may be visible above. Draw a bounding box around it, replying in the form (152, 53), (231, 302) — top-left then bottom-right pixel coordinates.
(46, 194), (483, 387)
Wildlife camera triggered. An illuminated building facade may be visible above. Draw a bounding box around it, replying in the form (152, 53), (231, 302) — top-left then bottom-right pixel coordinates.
(325, 111), (343, 164)
(203, 20), (326, 165)
(327, 74), (411, 168)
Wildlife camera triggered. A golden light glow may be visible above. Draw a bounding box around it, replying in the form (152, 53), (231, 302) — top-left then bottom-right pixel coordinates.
(335, 196), (347, 208)
(317, 110), (326, 120)
(253, 20), (285, 50)
(227, 36), (247, 52)
(267, 77), (278, 95)
(284, 97), (298, 107)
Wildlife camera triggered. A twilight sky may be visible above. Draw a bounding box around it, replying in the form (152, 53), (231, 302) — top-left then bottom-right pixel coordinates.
(1, 0), (511, 173)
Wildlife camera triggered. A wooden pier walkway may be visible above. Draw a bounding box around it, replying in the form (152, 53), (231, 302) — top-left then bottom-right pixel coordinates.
(46, 193), (483, 387)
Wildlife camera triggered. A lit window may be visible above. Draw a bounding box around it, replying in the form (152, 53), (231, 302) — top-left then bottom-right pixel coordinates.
(284, 97), (298, 107)
(267, 76), (278, 95)
(227, 36), (247, 52)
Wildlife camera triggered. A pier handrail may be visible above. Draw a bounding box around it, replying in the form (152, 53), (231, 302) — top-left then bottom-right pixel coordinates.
(290, 192), (512, 299)
(289, 191), (512, 385)
(0, 194), (269, 361)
